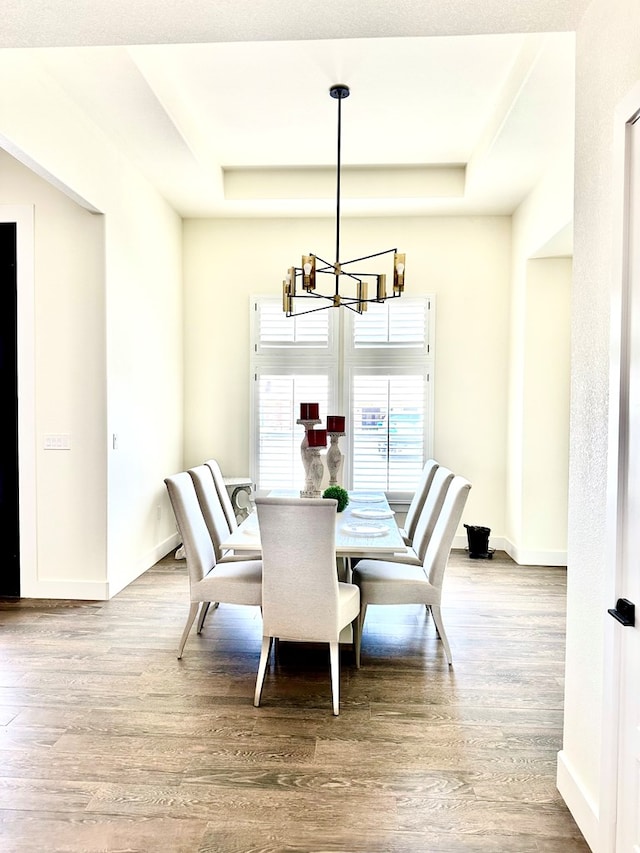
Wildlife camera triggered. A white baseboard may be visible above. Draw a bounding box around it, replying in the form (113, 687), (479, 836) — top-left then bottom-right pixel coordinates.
(20, 533), (182, 601)
(149, 532), (182, 565)
(107, 533), (182, 598)
(19, 578), (110, 600)
(557, 750), (599, 852)
(452, 535), (567, 566)
(503, 538), (567, 566)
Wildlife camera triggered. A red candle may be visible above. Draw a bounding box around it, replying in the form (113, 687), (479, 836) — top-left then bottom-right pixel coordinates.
(300, 402), (319, 420)
(307, 428), (327, 448)
(326, 415), (345, 433)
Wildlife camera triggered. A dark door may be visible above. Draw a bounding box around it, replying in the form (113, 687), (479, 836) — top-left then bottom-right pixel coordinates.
(0, 222), (20, 597)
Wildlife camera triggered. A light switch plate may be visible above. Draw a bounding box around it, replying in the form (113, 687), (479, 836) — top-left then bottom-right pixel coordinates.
(44, 434), (71, 450)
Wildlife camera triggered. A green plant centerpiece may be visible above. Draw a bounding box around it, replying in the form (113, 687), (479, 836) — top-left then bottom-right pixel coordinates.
(322, 485), (349, 512)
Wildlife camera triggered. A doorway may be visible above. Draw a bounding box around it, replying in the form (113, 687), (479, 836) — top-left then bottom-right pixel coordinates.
(0, 222), (19, 597)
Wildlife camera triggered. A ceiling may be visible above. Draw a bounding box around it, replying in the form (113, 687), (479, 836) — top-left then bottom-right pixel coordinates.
(2, 1), (581, 222)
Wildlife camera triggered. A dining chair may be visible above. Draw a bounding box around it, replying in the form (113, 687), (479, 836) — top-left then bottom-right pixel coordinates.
(205, 458), (239, 533)
(189, 465), (259, 561)
(253, 496), (360, 716)
(397, 458), (440, 545)
(164, 471), (262, 659)
(353, 475), (471, 667)
(188, 464), (261, 632)
(374, 465), (454, 568)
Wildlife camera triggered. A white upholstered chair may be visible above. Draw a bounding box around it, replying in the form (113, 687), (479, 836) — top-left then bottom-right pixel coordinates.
(397, 458), (440, 545)
(164, 471), (262, 659)
(188, 465), (255, 561)
(353, 475), (471, 667)
(253, 496), (360, 716)
(205, 458), (239, 533)
(376, 465), (454, 568)
(188, 464), (261, 632)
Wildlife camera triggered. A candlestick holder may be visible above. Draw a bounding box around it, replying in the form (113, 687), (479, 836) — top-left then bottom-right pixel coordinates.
(301, 446), (325, 498)
(326, 431), (345, 486)
(296, 417), (321, 482)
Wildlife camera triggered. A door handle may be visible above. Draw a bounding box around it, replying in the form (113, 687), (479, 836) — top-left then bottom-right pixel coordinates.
(607, 598), (635, 626)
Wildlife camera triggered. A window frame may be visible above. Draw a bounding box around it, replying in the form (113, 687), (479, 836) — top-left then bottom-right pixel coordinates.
(249, 297), (339, 494)
(249, 294), (434, 498)
(343, 297), (435, 502)
(343, 363), (434, 497)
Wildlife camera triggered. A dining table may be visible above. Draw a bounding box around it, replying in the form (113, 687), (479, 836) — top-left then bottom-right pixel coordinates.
(218, 489), (407, 644)
(219, 488), (408, 568)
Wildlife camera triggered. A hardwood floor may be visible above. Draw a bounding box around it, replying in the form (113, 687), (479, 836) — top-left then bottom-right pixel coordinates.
(0, 549), (590, 852)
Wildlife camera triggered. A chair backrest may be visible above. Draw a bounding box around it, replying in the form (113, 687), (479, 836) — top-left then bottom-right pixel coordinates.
(188, 464), (232, 561)
(255, 496), (340, 643)
(403, 459), (439, 541)
(411, 466), (455, 561)
(204, 458), (237, 532)
(164, 472), (216, 585)
(423, 475), (471, 589)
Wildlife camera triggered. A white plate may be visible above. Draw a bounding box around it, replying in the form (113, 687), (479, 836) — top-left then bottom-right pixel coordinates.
(351, 507), (395, 520)
(341, 522), (389, 537)
(348, 493), (385, 503)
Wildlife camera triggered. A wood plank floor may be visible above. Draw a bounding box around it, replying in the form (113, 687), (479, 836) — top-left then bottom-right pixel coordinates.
(0, 549), (590, 852)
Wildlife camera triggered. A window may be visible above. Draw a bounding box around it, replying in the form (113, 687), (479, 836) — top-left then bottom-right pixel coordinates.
(250, 299), (338, 492)
(345, 298), (433, 494)
(255, 370), (332, 490)
(349, 370), (427, 491)
(250, 296), (433, 494)
(255, 298), (334, 351)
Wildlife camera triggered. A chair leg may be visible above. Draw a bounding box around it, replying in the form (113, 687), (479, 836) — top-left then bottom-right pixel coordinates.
(431, 604), (453, 666)
(197, 602), (210, 634)
(329, 641), (340, 715)
(177, 602), (199, 659)
(254, 635), (273, 707)
(197, 601), (220, 634)
(352, 614), (361, 669)
(356, 603), (367, 665)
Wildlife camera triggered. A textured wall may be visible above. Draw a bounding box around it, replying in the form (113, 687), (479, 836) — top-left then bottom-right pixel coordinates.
(561, 0), (640, 845)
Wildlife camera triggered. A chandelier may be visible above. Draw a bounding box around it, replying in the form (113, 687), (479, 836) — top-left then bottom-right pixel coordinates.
(282, 84), (406, 317)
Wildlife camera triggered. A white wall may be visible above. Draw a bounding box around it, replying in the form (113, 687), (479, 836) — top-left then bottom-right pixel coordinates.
(0, 152), (107, 596)
(507, 149), (574, 566)
(105, 173), (184, 595)
(559, 0), (640, 848)
(183, 214), (512, 544)
(521, 258), (571, 558)
(0, 52), (184, 598)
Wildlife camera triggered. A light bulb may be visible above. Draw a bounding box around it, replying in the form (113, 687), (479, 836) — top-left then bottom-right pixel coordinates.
(303, 262), (312, 276)
(396, 262), (405, 275)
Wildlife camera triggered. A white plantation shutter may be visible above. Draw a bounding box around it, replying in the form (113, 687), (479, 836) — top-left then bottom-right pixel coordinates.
(255, 298), (333, 351)
(351, 298), (429, 350)
(350, 370), (428, 491)
(345, 296), (433, 494)
(251, 294), (433, 494)
(256, 371), (330, 490)
(251, 297), (338, 491)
